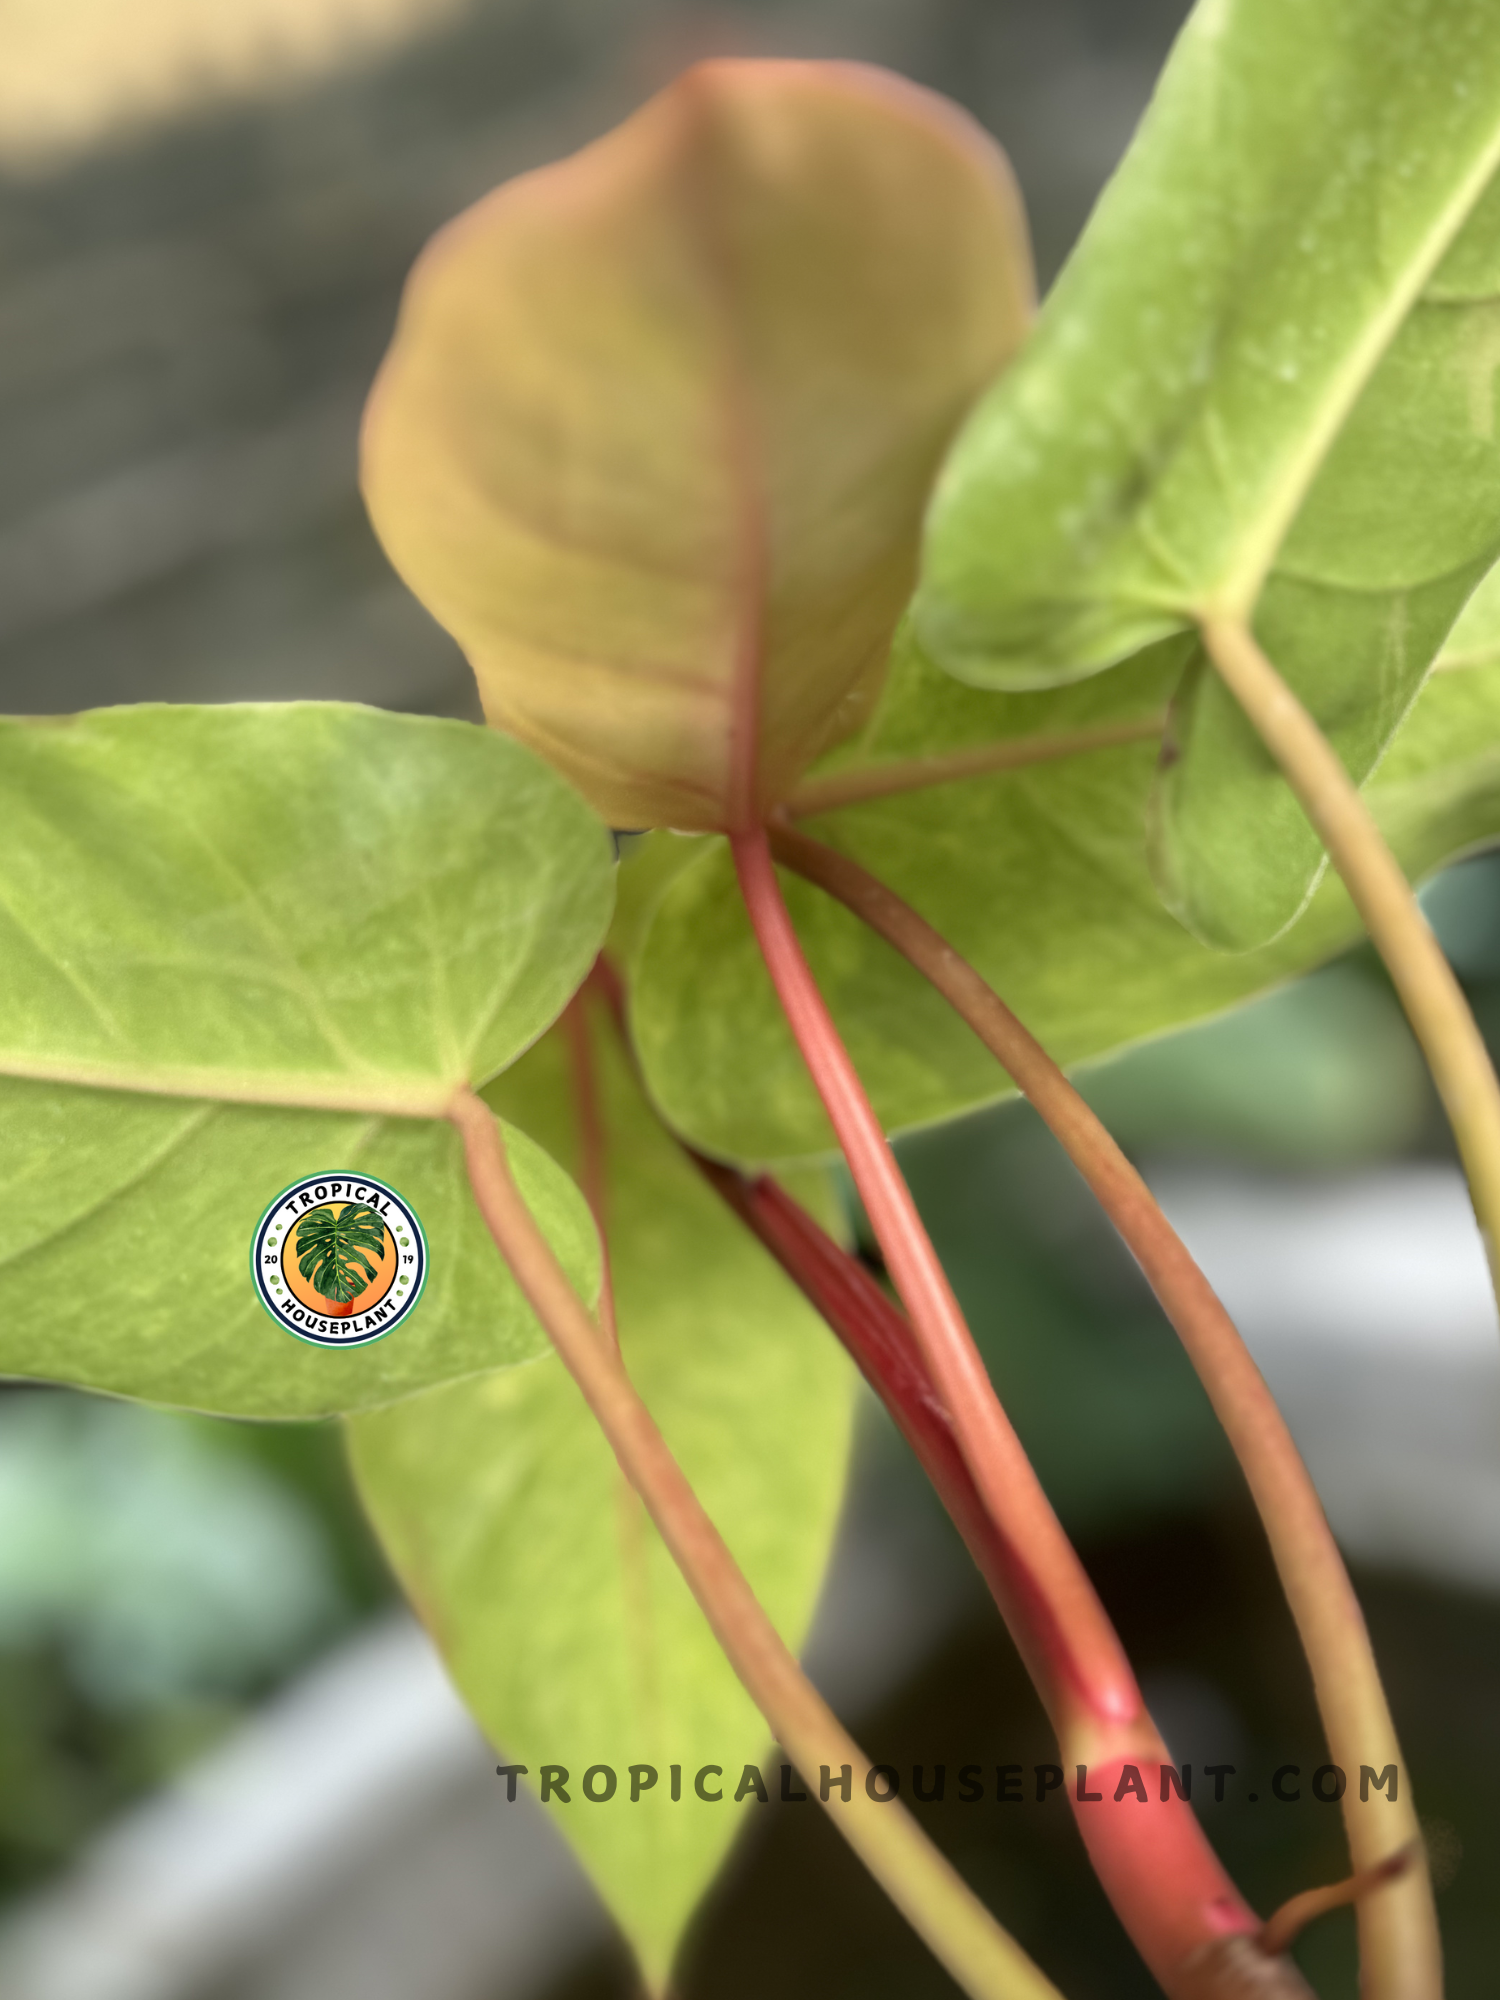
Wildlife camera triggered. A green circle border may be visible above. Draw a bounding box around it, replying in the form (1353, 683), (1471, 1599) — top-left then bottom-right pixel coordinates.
(250, 1170), (429, 1348)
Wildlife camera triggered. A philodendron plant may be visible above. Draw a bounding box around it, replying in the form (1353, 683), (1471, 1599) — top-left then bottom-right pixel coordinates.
(4, 6), (1500, 1995)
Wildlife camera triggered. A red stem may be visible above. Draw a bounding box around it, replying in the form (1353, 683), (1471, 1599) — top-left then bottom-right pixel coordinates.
(733, 827), (1131, 1728)
(768, 820), (1434, 1997)
(606, 952), (1068, 1726)
(729, 828), (1267, 1995)
(602, 949), (1295, 1992)
(693, 1161), (1024, 1617)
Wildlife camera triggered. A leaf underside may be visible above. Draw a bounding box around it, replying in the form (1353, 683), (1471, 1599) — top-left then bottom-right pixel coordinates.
(628, 621), (1500, 1166)
(361, 60), (1035, 834)
(913, 0), (1500, 949)
(0, 704), (613, 1416)
(349, 998), (855, 1983)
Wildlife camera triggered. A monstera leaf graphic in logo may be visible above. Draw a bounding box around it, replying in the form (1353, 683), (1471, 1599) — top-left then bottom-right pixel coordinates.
(294, 1204), (388, 1316)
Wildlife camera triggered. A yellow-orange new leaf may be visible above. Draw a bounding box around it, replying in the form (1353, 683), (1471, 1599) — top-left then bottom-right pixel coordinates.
(361, 59), (1033, 831)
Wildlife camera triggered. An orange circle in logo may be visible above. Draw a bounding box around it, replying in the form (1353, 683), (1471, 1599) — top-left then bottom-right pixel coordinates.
(281, 1201), (400, 1318)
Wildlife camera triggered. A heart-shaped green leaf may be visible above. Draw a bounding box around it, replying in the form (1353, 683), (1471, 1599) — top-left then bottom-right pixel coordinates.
(348, 998), (855, 1985)
(914, 0), (1500, 947)
(0, 704), (612, 1416)
(1148, 180), (1500, 946)
(361, 59), (1032, 832)
(628, 620), (1500, 1164)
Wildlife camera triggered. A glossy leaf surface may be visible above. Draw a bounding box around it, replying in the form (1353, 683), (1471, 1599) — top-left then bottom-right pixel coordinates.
(362, 59), (1032, 831)
(630, 627), (1500, 1164)
(1151, 182), (1500, 945)
(0, 705), (611, 1415)
(349, 999), (855, 1982)
(915, 0), (1500, 945)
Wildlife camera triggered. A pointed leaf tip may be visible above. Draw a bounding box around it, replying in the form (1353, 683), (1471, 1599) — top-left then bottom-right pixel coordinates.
(350, 1004), (856, 1981)
(361, 58), (1033, 831)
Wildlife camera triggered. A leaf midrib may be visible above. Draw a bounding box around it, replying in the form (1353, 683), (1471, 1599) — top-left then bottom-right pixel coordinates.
(0, 1048), (454, 1118)
(1209, 137), (1500, 619)
(671, 70), (769, 830)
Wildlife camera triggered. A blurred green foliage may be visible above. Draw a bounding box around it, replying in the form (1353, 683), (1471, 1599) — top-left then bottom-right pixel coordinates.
(0, 1392), (388, 1897)
(1076, 961), (1431, 1167)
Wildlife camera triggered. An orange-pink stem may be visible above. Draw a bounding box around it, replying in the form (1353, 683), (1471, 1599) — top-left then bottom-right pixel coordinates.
(447, 1085), (1060, 2000)
(730, 828), (1266, 1995)
(769, 819), (1435, 1999)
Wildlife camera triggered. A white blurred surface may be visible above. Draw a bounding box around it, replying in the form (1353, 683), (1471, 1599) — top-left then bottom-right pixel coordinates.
(0, 1484), (966, 2000)
(0, 1616), (612, 2000)
(1151, 1161), (1500, 1590)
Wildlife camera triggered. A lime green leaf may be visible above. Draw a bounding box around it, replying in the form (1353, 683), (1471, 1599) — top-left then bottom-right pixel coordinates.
(348, 1002), (855, 1983)
(630, 628), (1500, 1165)
(1150, 186), (1500, 945)
(1440, 555), (1500, 671)
(1368, 648), (1500, 876)
(918, 0), (1500, 679)
(609, 830), (710, 978)
(362, 59), (1032, 832)
(0, 704), (612, 1416)
(915, 0), (1500, 945)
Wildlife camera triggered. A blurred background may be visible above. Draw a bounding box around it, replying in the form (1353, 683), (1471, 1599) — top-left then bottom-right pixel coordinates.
(0, 1), (1496, 1996)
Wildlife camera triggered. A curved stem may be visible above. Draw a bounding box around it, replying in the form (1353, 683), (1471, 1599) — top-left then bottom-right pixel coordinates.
(599, 956), (1034, 1637)
(730, 830), (1278, 1998)
(595, 953), (1023, 1621)
(1260, 1847), (1416, 1962)
(692, 1157), (1037, 1626)
(563, 992), (661, 1731)
(785, 716), (1164, 819)
(769, 818), (1439, 2000)
(733, 829), (1135, 1731)
(446, 1086), (1060, 2000)
(1203, 613), (1500, 1309)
